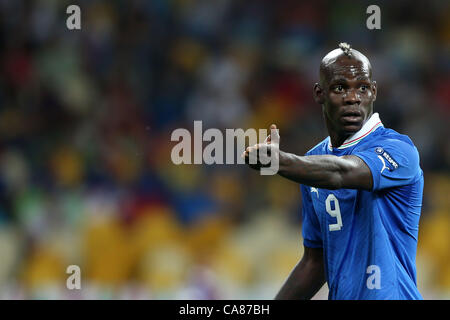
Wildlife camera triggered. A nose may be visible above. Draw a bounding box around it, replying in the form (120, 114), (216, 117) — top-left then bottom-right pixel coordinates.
(343, 89), (361, 105)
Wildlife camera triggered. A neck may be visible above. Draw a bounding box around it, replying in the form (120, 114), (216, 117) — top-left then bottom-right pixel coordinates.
(327, 128), (351, 148)
(325, 112), (373, 148)
(325, 111), (380, 150)
(324, 115), (356, 148)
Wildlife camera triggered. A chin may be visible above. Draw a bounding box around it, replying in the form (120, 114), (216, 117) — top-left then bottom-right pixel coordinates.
(342, 123), (363, 133)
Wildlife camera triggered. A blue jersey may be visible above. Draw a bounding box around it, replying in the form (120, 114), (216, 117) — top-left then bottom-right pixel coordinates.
(301, 113), (424, 300)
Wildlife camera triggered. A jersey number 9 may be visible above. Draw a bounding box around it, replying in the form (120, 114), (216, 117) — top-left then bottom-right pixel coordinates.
(326, 194), (343, 231)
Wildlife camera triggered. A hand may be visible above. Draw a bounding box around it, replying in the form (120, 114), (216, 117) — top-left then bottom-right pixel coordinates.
(242, 124), (280, 170)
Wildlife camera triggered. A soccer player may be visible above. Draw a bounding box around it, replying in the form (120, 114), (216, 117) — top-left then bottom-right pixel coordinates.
(243, 43), (424, 300)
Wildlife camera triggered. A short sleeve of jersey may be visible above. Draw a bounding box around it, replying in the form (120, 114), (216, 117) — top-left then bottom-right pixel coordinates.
(300, 184), (323, 248)
(354, 139), (420, 191)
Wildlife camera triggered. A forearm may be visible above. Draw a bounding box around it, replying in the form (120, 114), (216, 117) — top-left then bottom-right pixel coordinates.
(278, 151), (369, 189)
(275, 255), (325, 300)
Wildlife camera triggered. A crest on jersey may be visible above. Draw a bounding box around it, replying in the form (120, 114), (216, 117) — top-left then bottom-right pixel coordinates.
(374, 147), (398, 171)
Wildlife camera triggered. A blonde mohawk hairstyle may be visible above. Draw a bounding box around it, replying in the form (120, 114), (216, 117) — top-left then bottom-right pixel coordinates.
(338, 42), (352, 56)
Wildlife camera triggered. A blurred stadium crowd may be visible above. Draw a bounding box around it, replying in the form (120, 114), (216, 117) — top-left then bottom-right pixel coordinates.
(0, 0), (449, 299)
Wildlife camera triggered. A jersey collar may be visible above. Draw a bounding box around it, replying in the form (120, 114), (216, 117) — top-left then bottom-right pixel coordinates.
(328, 112), (383, 151)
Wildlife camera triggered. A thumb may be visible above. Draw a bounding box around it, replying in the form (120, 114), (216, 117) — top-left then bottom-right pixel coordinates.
(270, 124), (280, 145)
(265, 124), (278, 143)
(264, 124), (275, 143)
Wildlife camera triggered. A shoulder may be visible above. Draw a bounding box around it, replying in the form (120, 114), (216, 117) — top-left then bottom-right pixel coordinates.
(355, 127), (420, 169)
(379, 127), (416, 148)
(305, 137), (330, 156)
(357, 127), (418, 153)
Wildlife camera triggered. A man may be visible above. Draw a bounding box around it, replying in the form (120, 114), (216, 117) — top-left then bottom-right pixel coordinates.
(243, 43), (424, 300)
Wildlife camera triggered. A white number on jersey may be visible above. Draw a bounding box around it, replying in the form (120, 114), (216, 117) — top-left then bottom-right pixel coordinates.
(325, 194), (343, 231)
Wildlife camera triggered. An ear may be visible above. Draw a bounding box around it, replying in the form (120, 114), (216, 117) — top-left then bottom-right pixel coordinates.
(371, 81), (377, 101)
(313, 83), (325, 104)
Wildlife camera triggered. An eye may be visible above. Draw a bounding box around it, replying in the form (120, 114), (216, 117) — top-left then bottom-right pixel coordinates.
(360, 85), (369, 92)
(333, 85), (344, 93)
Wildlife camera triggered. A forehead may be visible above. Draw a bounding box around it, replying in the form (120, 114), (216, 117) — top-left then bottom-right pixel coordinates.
(326, 58), (371, 82)
(320, 50), (372, 84)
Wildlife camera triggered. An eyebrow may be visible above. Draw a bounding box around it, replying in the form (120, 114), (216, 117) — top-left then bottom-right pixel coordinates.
(329, 76), (371, 84)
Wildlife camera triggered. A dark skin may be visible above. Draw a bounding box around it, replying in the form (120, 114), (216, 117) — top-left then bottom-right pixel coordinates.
(243, 48), (378, 299)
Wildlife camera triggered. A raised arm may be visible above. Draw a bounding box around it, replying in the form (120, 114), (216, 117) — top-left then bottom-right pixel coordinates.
(278, 152), (373, 190)
(243, 124), (373, 190)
